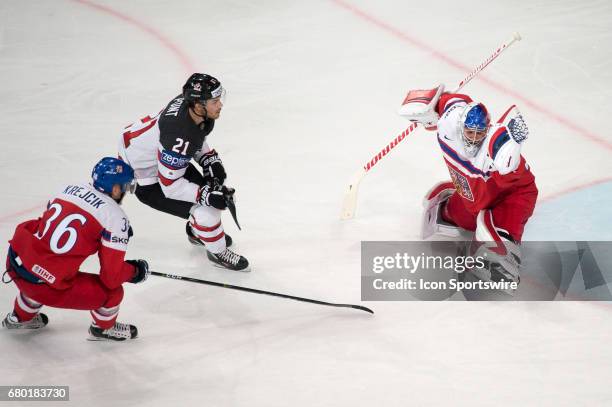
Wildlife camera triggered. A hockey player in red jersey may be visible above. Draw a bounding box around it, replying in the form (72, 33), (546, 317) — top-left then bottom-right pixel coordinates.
(2, 157), (150, 341)
(118, 73), (249, 272)
(399, 85), (538, 285)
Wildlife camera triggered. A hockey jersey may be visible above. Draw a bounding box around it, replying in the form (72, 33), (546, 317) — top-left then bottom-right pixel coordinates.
(118, 95), (215, 203)
(434, 93), (536, 214)
(9, 183), (136, 290)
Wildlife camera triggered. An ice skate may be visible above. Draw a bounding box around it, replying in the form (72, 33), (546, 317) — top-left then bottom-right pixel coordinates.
(2, 312), (48, 330)
(206, 248), (250, 272)
(88, 321), (138, 341)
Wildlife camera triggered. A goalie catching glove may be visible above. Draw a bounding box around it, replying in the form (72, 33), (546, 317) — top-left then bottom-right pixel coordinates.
(397, 84), (445, 130)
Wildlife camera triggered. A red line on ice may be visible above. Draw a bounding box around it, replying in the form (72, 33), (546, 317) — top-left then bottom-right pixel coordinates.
(70, 0), (196, 73)
(0, 1), (196, 222)
(329, 1), (612, 306)
(0, 1), (609, 223)
(539, 176), (612, 203)
(0, 204), (45, 223)
(330, 0), (612, 152)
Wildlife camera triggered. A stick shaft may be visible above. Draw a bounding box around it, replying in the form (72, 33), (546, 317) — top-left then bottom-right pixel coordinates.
(454, 32), (522, 92)
(150, 271), (374, 314)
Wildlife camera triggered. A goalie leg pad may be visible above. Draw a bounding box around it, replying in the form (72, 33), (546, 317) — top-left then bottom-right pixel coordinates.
(421, 181), (465, 240)
(469, 209), (521, 286)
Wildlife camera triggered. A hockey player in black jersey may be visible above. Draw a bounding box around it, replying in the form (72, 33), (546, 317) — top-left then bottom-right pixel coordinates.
(118, 73), (249, 271)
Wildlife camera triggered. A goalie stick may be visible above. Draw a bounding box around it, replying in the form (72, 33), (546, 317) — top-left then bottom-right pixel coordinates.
(151, 271), (374, 314)
(340, 32), (522, 220)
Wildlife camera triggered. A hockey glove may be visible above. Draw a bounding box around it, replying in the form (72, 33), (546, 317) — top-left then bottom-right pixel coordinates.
(126, 259), (150, 284)
(198, 183), (228, 210)
(197, 149), (226, 185)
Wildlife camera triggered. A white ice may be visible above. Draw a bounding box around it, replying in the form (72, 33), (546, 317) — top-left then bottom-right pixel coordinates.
(1, 1), (612, 406)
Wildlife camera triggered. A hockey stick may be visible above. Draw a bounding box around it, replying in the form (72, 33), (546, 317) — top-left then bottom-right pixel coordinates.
(150, 271), (374, 314)
(340, 32), (522, 220)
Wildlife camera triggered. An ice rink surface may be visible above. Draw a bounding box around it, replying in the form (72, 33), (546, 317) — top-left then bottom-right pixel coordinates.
(1, 1), (612, 406)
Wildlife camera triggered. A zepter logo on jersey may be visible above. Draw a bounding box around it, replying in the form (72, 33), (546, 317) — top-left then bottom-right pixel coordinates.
(160, 150), (190, 168)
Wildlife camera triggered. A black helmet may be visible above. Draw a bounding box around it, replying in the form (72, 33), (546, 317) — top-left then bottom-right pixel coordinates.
(182, 73), (225, 105)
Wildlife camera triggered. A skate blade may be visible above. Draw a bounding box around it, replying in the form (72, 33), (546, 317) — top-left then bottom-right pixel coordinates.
(187, 237), (204, 246)
(87, 333), (131, 342)
(86, 335), (108, 341)
(2, 321), (47, 330)
(210, 263), (251, 273)
(3, 325), (46, 330)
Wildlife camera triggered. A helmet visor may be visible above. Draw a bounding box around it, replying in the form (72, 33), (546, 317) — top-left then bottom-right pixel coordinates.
(210, 85), (226, 104)
(122, 179), (136, 194)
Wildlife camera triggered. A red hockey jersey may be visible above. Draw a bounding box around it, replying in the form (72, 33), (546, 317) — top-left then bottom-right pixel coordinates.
(9, 183), (136, 290)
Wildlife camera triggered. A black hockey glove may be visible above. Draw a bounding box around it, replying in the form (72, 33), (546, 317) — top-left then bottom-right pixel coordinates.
(126, 259), (150, 284)
(197, 149), (226, 185)
(197, 183), (228, 210)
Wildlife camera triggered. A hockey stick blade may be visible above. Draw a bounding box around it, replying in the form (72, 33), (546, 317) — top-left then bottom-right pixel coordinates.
(341, 169), (366, 219)
(213, 178), (241, 230)
(226, 195), (241, 230)
(151, 271), (374, 314)
(341, 122), (418, 220)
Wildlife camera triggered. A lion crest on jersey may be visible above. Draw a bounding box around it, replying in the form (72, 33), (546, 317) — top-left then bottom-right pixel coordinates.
(448, 166), (474, 201)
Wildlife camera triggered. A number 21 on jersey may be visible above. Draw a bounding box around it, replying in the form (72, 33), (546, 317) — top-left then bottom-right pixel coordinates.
(172, 138), (190, 155)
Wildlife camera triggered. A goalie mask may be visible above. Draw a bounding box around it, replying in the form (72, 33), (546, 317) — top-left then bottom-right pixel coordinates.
(459, 102), (490, 156)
